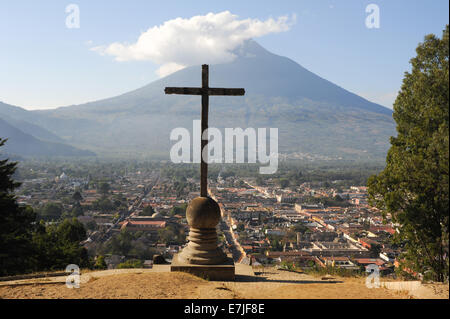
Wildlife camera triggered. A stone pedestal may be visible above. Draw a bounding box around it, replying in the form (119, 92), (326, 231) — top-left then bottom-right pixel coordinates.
(170, 196), (235, 281)
(171, 254), (235, 281)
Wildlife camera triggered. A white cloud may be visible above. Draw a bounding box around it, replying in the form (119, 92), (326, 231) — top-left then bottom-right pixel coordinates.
(156, 62), (186, 78)
(91, 11), (295, 77)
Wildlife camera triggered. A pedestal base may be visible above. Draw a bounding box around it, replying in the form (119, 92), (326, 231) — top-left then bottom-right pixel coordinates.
(170, 253), (235, 281)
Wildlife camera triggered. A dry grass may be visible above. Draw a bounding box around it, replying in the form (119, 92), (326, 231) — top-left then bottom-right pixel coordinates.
(0, 269), (419, 299)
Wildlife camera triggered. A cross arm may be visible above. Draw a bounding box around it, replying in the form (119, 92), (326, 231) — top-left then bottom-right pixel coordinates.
(165, 87), (245, 96)
(208, 88), (245, 96)
(165, 87), (203, 95)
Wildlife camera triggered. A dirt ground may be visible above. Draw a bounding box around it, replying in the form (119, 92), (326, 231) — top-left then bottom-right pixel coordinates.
(0, 268), (430, 299)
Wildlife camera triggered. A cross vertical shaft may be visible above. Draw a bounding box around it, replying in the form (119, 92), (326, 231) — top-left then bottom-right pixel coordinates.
(201, 65), (209, 197)
(164, 64), (244, 198)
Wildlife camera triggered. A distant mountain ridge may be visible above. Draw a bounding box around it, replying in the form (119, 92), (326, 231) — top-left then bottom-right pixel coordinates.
(0, 113), (63, 143)
(0, 115), (95, 157)
(0, 40), (395, 160)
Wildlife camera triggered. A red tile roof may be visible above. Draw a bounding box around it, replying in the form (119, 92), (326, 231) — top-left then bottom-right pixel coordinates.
(120, 220), (166, 227)
(354, 258), (385, 266)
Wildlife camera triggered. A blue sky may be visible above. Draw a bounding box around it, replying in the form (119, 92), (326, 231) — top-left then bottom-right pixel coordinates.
(0, 0), (448, 110)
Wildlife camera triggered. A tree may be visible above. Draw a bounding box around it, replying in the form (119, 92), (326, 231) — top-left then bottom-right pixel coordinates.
(129, 241), (158, 260)
(292, 224), (308, 234)
(98, 182), (111, 195)
(72, 190), (83, 203)
(85, 220), (98, 231)
(107, 229), (134, 256)
(236, 222), (245, 232)
(70, 202), (84, 217)
(117, 259), (143, 269)
(169, 203), (187, 217)
(279, 178), (290, 188)
(32, 218), (90, 271)
(40, 202), (63, 220)
(369, 244), (382, 258)
(57, 218), (87, 243)
(158, 224), (186, 245)
(92, 197), (114, 212)
(141, 205), (155, 216)
(368, 26), (449, 282)
(112, 193), (128, 212)
(94, 255), (107, 270)
(0, 138), (37, 276)
(269, 236), (283, 252)
(256, 175), (265, 186)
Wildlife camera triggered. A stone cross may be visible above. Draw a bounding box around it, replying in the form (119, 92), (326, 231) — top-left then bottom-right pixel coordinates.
(165, 65), (244, 273)
(165, 64), (245, 197)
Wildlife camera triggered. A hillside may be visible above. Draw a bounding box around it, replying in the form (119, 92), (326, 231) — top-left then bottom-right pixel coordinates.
(0, 114), (63, 143)
(0, 117), (95, 157)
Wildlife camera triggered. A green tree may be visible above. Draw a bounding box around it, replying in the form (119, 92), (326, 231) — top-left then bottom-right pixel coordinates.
(72, 190), (83, 203)
(169, 203), (187, 217)
(98, 182), (111, 196)
(32, 218), (90, 271)
(256, 175), (265, 186)
(279, 178), (290, 188)
(94, 255), (107, 270)
(107, 229), (134, 256)
(368, 26), (449, 282)
(141, 205), (155, 216)
(157, 224), (186, 245)
(85, 220), (98, 231)
(117, 259), (143, 269)
(70, 202), (84, 217)
(40, 202), (63, 220)
(56, 218), (87, 243)
(0, 138), (37, 276)
(236, 222), (245, 232)
(369, 244), (382, 258)
(129, 241), (158, 260)
(92, 197), (114, 212)
(112, 193), (128, 211)
(292, 224), (308, 234)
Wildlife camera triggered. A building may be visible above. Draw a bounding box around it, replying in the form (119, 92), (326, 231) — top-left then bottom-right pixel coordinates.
(318, 256), (359, 270)
(119, 220), (166, 235)
(302, 241), (370, 257)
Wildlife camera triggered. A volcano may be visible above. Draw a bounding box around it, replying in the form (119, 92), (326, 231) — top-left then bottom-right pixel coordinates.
(0, 40), (395, 160)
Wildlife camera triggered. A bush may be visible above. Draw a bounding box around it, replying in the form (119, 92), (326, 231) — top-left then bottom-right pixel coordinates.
(117, 259), (143, 269)
(280, 261), (296, 271)
(94, 255), (107, 270)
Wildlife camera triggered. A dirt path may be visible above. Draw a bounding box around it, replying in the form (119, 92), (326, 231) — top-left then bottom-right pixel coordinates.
(221, 269), (411, 299)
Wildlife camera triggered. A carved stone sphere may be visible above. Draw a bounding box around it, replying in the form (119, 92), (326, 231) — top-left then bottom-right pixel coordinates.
(186, 196), (221, 229)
